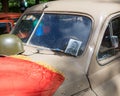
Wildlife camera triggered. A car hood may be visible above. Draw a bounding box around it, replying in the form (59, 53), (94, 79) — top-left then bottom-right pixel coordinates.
(0, 45), (90, 95)
(20, 45), (90, 95)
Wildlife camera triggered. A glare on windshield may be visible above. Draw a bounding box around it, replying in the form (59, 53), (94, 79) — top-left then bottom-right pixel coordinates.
(12, 13), (92, 56)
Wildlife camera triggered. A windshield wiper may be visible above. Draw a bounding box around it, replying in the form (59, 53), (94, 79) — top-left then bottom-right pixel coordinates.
(37, 47), (55, 55)
(36, 47), (74, 56)
(36, 47), (66, 55)
(52, 48), (64, 53)
(51, 48), (71, 56)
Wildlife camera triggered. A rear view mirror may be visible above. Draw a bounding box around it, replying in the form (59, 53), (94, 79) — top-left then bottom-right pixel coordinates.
(110, 35), (119, 48)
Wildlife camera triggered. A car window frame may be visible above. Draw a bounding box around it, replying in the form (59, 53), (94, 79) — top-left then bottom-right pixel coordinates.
(12, 12), (94, 57)
(97, 13), (120, 65)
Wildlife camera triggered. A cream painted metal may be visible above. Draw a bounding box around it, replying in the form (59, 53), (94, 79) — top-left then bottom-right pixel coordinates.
(11, 0), (120, 96)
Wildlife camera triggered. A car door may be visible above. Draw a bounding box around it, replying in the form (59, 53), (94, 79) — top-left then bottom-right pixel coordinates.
(88, 14), (120, 96)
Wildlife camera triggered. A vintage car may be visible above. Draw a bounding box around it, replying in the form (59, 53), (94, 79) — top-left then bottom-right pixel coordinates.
(0, 13), (21, 34)
(0, 0), (120, 96)
(0, 13), (21, 24)
(0, 20), (14, 34)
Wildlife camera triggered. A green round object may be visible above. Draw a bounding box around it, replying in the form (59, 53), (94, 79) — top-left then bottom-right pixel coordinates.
(0, 34), (24, 56)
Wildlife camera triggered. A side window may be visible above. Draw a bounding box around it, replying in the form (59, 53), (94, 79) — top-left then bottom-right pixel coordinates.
(98, 17), (120, 62)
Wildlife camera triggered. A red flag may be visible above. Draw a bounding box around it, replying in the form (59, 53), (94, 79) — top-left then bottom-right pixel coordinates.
(0, 56), (64, 96)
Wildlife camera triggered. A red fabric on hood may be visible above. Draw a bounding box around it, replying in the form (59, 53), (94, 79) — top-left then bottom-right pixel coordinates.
(0, 56), (64, 96)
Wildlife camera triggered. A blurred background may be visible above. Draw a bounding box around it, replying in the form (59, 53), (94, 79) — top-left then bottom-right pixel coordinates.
(0, 0), (54, 13)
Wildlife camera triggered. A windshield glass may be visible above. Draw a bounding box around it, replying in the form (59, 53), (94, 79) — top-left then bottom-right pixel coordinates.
(12, 13), (41, 42)
(12, 13), (92, 56)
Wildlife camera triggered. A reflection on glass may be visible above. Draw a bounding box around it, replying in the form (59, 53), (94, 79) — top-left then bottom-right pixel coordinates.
(12, 13), (92, 56)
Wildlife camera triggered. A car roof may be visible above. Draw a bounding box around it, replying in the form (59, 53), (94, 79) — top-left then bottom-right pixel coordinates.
(26, 0), (120, 21)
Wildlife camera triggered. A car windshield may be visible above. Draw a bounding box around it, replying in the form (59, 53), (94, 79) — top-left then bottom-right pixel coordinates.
(12, 13), (92, 56)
